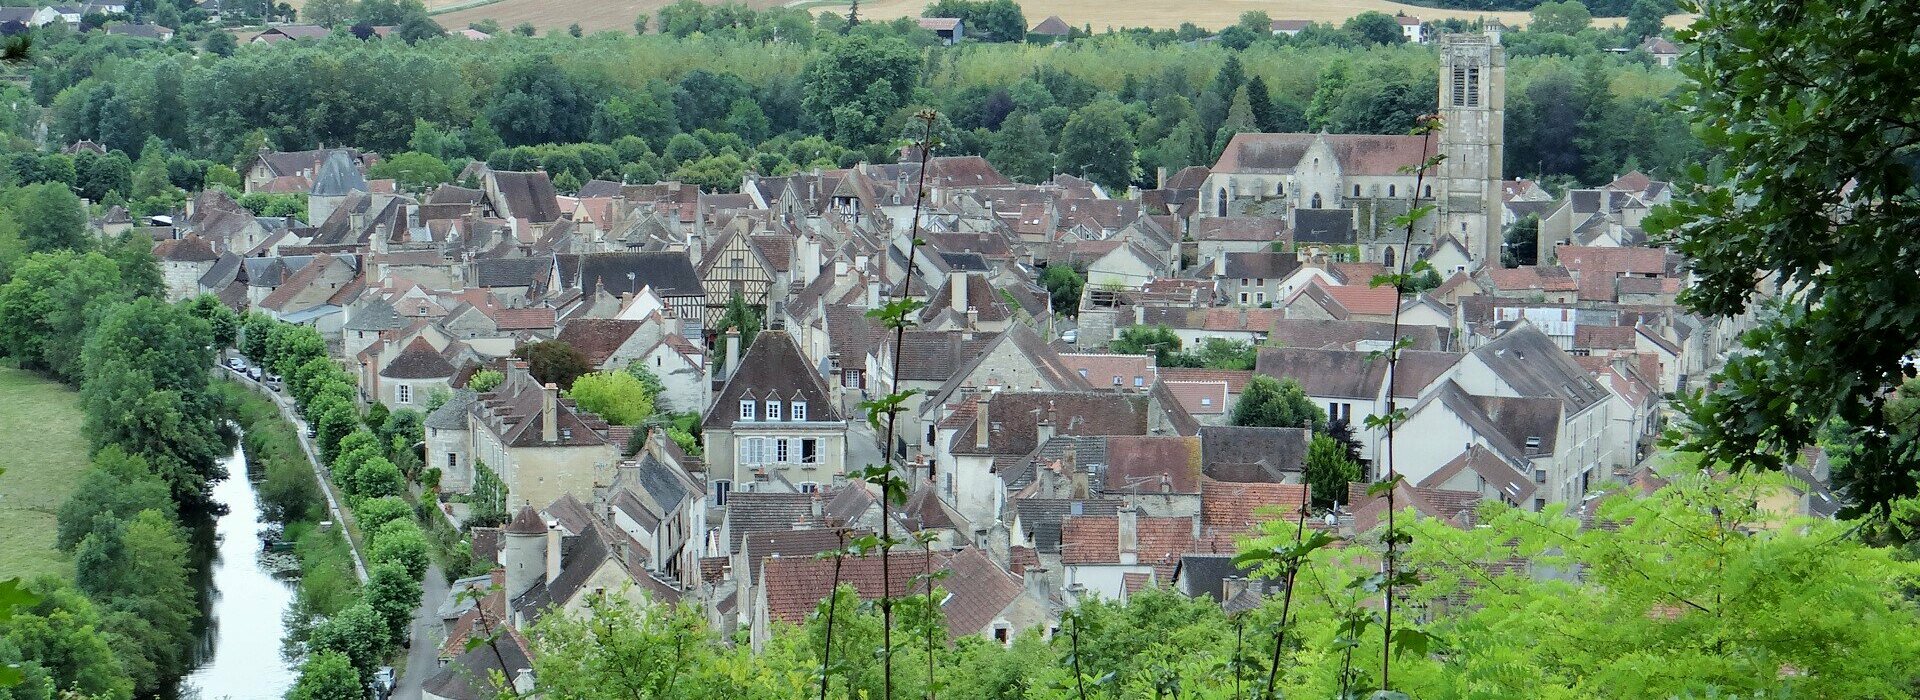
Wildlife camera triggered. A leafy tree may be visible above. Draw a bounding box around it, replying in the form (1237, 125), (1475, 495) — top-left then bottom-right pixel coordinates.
(1056, 99), (1136, 191)
(184, 293), (240, 349)
(362, 562), (421, 647)
(985, 111), (1054, 183)
(632, 13), (648, 34)
(1109, 324), (1180, 365)
(1303, 433), (1361, 509)
(368, 518), (430, 579)
(55, 447), (173, 551)
(487, 55), (593, 146)
(350, 455), (404, 499)
(1648, 0), (1920, 513)
(240, 312), (275, 364)
(77, 151), (132, 203)
(267, 322), (328, 379)
(922, 0), (1023, 41)
(565, 371), (657, 426)
(512, 21), (534, 36)
(367, 151), (450, 191)
(14, 183), (86, 253)
(0, 581), (135, 700)
(307, 602), (389, 682)
(1534, 0), (1595, 34)
(0, 251), (127, 380)
(73, 509), (198, 695)
(803, 33), (917, 146)
(289, 651), (362, 700)
(1173, 338), (1257, 370)
(351, 496), (411, 532)
(1230, 375), (1326, 430)
(303, 0), (352, 26)
(592, 87), (680, 146)
(723, 98), (770, 145)
(203, 29), (237, 56)
(1040, 264), (1083, 316)
(516, 339), (593, 390)
(80, 297), (227, 508)
(672, 153), (747, 191)
(1342, 11), (1405, 46)
(1623, 0), (1665, 44)
(468, 369), (504, 393)
(711, 292), (760, 361)
(1504, 213), (1539, 267)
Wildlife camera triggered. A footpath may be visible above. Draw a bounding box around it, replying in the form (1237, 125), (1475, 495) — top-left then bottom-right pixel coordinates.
(225, 366), (369, 582)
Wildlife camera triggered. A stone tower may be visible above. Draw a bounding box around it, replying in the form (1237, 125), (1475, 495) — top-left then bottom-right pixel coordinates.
(1436, 28), (1506, 267)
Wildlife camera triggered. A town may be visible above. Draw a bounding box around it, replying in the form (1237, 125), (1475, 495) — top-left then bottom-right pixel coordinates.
(0, 1), (1913, 699)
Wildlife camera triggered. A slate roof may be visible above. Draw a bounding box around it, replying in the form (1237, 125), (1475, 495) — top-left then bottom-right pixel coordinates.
(1014, 497), (1121, 553)
(1198, 426), (1311, 483)
(309, 150), (368, 196)
(155, 235), (219, 262)
(1030, 14), (1071, 35)
(1215, 133), (1431, 176)
(724, 491), (817, 551)
(1222, 252), (1300, 279)
(489, 170), (563, 223)
(1293, 209), (1355, 244)
(421, 632), (530, 700)
(1418, 444), (1535, 504)
(1194, 217), (1288, 242)
(1471, 324), (1610, 413)
(703, 331), (842, 431)
(556, 252), (704, 298)
(425, 389), (479, 430)
(1176, 554), (1261, 602)
(382, 337), (457, 379)
(1254, 347), (1460, 400)
(343, 297), (402, 331)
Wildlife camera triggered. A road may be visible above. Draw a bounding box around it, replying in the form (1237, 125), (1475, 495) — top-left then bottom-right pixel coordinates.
(393, 561), (450, 700)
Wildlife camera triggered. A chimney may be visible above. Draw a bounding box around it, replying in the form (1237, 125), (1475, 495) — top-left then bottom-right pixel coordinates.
(513, 669), (536, 696)
(951, 271), (969, 313)
(867, 280), (881, 308)
(1036, 403), (1056, 447)
(835, 257), (849, 280)
(545, 519), (562, 584)
(1156, 167), (1167, 190)
(1070, 460), (1089, 500)
(542, 383), (559, 443)
(1222, 576), (1249, 604)
(723, 328), (742, 379)
(1117, 507), (1138, 565)
(974, 393), (990, 450)
(1023, 566), (1053, 600)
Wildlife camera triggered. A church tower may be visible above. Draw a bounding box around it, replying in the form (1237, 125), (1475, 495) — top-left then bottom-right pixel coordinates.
(1436, 27), (1506, 267)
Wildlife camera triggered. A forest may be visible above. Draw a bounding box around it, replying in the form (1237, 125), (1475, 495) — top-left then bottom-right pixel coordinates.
(0, 0), (1691, 225)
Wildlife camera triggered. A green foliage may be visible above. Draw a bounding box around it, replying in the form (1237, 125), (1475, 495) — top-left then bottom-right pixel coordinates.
(516, 339), (594, 390)
(467, 369), (504, 393)
(1167, 337), (1257, 371)
(1304, 433), (1362, 510)
(289, 651), (362, 700)
(922, 0), (1024, 41)
(1648, 0), (1920, 513)
(367, 151), (452, 191)
(1342, 11), (1407, 46)
(80, 297), (228, 509)
(362, 562), (420, 648)
(1109, 324), (1181, 365)
(0, 580), (134, 700)
(565, 371), (657, 426)
(368, 518), (430, 579)
(267, 322), (329, 379)
(307, 602), (389, 683)
(804, 33), (918, 146)
(72, 510), (197, 695)
(468, 460), (508, 527)
(1039, 264), (1083, 316)
(1531, 0), (1595, 34)
(351, 495), (411, 532)
(350, 456), (405, 499)
(54, 447), (173, 551)
(1230, 375), (1327, 430)
(1056, 98), (1136, 191)
(11, 183), (85, 254)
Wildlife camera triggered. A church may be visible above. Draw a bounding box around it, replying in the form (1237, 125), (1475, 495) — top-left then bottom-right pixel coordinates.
(1200, 27), (1507, 272)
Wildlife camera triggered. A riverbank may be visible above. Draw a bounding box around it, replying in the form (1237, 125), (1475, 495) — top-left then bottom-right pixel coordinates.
(0, 365), (93, 579)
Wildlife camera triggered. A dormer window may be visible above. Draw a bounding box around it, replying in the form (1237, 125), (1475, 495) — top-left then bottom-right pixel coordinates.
(791, 401), (807, 421)
(739, 400), (756, 421)
(765, 400), (782, 421)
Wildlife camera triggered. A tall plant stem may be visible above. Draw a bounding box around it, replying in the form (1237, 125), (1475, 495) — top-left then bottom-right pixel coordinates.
(1261, 470), (1313, 699)
(1380, 118), (1440, 692)
(818, 528), (848, 700)
(877, 112), (940, 700)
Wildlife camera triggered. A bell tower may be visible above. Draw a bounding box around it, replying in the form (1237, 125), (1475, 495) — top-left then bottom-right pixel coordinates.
(1436, 27), (1506, 267)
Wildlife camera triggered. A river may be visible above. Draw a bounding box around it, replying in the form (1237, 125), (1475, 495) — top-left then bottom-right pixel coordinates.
(178, 442), (299, 700)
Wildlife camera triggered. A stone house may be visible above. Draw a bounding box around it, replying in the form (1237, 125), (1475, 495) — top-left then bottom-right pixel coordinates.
(467, 365), (622, 510)
(700, 330), (848, 508)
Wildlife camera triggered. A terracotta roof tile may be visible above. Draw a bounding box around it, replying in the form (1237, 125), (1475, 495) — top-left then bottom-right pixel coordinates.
(555, 318), (644, 366)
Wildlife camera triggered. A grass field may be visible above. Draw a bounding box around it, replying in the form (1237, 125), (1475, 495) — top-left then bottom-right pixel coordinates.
(0, 365), (92, 581)
(430, 0), (1687, 36)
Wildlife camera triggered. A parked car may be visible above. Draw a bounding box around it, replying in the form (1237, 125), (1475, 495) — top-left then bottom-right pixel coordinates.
(247, 367), (263, 381)
(1061, 329), (1078, 344)
(372, 667), (395, 699)
(303, 425), (315, 439)
(226, 357), (246, 371)
(265, 374), (284, 390)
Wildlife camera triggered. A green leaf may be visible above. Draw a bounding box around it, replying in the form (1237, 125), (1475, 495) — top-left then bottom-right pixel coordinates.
(0, 578), (39, 623)
(0, 664), (21, 688)
(1367, 475), (1405, 497)
(1390, 628), (1438, 658)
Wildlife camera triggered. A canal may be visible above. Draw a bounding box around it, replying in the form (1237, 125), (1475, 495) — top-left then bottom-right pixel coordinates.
(178, 441), (299, 700)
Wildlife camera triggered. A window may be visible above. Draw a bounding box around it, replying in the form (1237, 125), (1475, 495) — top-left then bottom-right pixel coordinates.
(1311, 193), (1322, 208)
(740, 400), (756, 421)
(993, 626), (1010, 644)
(1466, 66), (1481, 107)
(765, 400), (781, 421)
(1239, 292), (1250, 304)
(1216, 188), (1228, 217)
(446, 452), (458, 469)
(713, 480), (733, 506)
(1532, 498), (1545, 512)
(1388, 185), (1396, 197)
(1078, 368), (1090, 378)
(396, 384), (412, 404)
(1276, 182), (1285, 195)
(740, 437), (766, 465)
(791, 401), (806, 421)
(1254, 292), (1265, 304)
(1200, 397), (1213, 407)
(800, 438), (819, 464)
(1384, 247), (1396, 269)
(1533, 469), (1547, 484)
(798, 482), (819, 494)
(1112, 375), (1122, 386)
(1423, 185), (1432, 198)
(1451, 65), (1468, 106)
(776, 439), (790, 463)
(1133, 376), (1145, 387)
(1240, 278), (1249, 286)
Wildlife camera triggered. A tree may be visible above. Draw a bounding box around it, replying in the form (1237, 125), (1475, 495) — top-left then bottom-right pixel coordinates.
(307, 602), (389, 682)
(1303, 433), (1361, 509)
(1109, 324), (1180, 366)
(712, 291), (760, 360)
(986, 111), (1054, 183)
(1174, 338), (1257, 370)
(1504, 214), (1539, 268)
(468, 369), (504, 393)
(77, 151), (132, 203)
(565, 371), (657, 426)
(516, 340), (593, 390)
(362, 562), (421, 647)
(1530, 0), (1592, 35)
(486, 55), (593, 146)
(1213, 85), (1257, 156)
(632, 13), (648, 34)
(1244, 75), (1282, 134)
(15, 182), (86, 253)
(72, 509), (198, 695)
(396, 14), (445, 43)
(0, 251), (128, 380)
(267, 322), (328, 379)
(303, 0), (352, 26)
(1646, 0), (1920, 513)
(203, 29), (237, 56)
(803, 34), (918, 146)
(350, 455), (405, 499)
(672, 153), (747, 192)
(55, 447), (173, 551)
(1623, 0), (1664, 44)
(184, 294), (240, 349)
(0, 581), (136, 700)
(1040, 265), (1083, 317)
(368, 518), (430, 579)
(723, 98), (770, 145)
(1342, 11), (1404, 46)
(289, 651), (363, 700)
(240, 312), (275, 364)
(1056, 99), (1136, 191)
(80, 297), (227, 508)
(1230, 375), (1326, 430)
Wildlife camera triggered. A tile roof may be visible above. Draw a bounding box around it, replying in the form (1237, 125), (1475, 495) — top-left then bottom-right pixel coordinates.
(1164, 380), (1228, 415)
(154, 235), (220, 262)
(759, 551), (940, 625)
(1060, 514), (1210, 580)
(381, 337), (457, 379)
(1194, 217), (1288, 242)
(1554, 245), (1668, 277)
(1573, 325), (1636, 351)
(1487, 265), (1578, 292)
(703, 331), (842, 430)
(488, 170), (563, 223)
(1213, 133), (1430, 177)
(938, 547), (1024, 637)
(1200, 479), (1308, 540)
(555, 318), (644, 366)
(1319, 281), (1401, 317)
(1060, 353), (1156, 390)
(1030, 14), (1071, 34)
(951, 391), (1148, 457)
(1199, 426), (1312, 483)
(1013, 497), (1121, 553)
(1101, 435), (1203, 495)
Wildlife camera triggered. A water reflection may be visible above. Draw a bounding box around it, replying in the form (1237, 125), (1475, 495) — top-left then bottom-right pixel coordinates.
(178, 443), (298, 700)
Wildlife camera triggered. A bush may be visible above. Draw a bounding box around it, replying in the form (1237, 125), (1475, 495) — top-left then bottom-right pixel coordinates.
(350, 457), (405, 499)
(368, 518), (430, 579)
